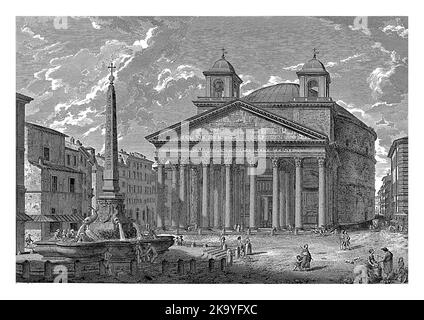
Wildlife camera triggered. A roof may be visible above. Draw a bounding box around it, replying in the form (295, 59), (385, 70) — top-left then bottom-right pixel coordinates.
(146, 99), (328, 142)
(245, 83), (301, 103)
(29, 160), (81, 174)
(388, 136), (408, 158)
(25, 122), (68, 137)
(209, 57), (236, 73)
(17, 212), (33, 222)
(16, 92), (33, 103)
(301, 57), (327, 72)
(333, 103), (377, 138)
(28, 214), (85, 223)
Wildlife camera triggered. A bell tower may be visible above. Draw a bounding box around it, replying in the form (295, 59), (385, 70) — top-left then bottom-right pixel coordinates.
(297, 48), (331, 99)
(194, 49), (243, 113)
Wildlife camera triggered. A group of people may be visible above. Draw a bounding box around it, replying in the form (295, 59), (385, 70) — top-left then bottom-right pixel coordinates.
(52, 229), (76, 241)
(174, 235), (184, 246)
(293, 244), (313, 271)
(339, 230), (351, 250)
(236, 236), (252, 258)
(367, 247), (407, 283)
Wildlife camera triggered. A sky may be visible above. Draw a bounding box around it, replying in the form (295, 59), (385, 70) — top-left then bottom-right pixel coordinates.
(16, 16), (408, 191)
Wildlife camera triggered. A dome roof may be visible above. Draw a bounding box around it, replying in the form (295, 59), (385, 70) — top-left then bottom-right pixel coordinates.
(300, 57), (327, 73)
(210, 58), (236, 73)
(245, 83), (300, 103)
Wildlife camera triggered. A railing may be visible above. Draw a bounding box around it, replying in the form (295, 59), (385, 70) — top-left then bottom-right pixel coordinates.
(292, 97), (333, 102)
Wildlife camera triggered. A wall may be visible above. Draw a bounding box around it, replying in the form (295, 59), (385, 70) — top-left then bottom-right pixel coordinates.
(25, 125), (65, 165)
(334, 116), (376, 224)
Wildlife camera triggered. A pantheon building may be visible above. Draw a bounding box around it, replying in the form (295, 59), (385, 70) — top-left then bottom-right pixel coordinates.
(146, 51), (376, 231)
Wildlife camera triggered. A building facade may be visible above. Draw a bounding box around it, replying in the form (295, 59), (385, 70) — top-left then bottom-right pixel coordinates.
(24, 123), (95, 241)
(146, 52), (377, 230)
(378, 172), (392, 219)
(16, 93), (33, 253)
(94, 150), (157, 228)
(388, 137), (408, 223)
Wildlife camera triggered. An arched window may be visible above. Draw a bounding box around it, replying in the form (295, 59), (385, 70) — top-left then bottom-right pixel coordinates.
(307, 79), (319, 97)
(213, 79), (224, 98)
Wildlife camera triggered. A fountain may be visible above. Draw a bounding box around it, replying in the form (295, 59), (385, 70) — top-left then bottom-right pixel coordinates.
(31, 63), (173, 277)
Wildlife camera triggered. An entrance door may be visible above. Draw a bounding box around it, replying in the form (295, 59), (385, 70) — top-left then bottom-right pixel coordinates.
(302, 191), (318, 226)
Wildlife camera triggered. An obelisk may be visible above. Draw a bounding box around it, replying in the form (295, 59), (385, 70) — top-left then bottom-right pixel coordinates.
(92, 63), (127, 237)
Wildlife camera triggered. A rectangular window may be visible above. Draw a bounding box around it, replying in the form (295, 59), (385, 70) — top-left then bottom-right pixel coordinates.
(44, 147), (50, 161)
(67, 155), (71, 166)
(52, 176), (58, 192)
(73, 156), (77, 166)
(51, 208), (56, 214)
(69, 178), (75, 193)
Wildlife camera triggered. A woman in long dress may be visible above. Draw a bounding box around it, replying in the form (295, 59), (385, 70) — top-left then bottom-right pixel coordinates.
(300, 244), (312, 270)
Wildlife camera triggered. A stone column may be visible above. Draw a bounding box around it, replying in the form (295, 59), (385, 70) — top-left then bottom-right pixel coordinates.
(272, 159), (280, 229)
(209, 164), (214, 227)
(189, 166), (199, 227)
(234, 166), (240, 226)
(179, 163), (186, 228)
(156, 163), (165, 229)
(295, 158), (303, 229)
(284, 171), (290, 227)
(263, 197), (269, 224)
(170, 164), (179, 228)
(249, 164), (257, 229)
(224, 163), (232, 229)
(318, 157), (326, 227)
(279, 168), (285, 229)
(202, 163), (209, 229)
(213, 166), (220, 228)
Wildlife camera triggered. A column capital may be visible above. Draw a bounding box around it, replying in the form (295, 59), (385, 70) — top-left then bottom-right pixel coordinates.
(179, 157), (189, 166)
(271, 157), (280, 168)
(223, 156), (233, 165)
(294, 157), (303, 167)
(247, 161), (257, 167)
(318, 157), (326, 167)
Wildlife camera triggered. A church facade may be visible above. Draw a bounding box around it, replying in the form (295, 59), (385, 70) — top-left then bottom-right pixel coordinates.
(146, 52), (377, 231)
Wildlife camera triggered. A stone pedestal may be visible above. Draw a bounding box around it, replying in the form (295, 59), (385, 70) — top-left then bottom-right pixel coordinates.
(91, 194), (131, 238)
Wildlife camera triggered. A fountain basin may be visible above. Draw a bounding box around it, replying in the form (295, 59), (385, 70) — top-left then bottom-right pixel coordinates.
(33, 236), (174, 260)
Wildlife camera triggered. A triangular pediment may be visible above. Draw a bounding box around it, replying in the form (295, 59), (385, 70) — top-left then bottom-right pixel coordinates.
(146, 100), (327, 143)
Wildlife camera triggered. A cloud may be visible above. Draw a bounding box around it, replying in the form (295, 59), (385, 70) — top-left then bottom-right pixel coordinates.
(132, 27), (157, 50)
(336, 100), (368, 119)
(282, 63), (304, 71)
(154, 65), (202, 92)
(340, 53), (365, 63)
(91, 21), (102, 30)
(21, 26), (47, 42)
(381, 18), (408, 38)
(82, 124), (102, 137)
(50, 108), (95, 132)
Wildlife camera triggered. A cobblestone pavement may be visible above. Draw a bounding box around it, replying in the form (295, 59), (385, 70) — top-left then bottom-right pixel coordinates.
(17, 229), (407, 283)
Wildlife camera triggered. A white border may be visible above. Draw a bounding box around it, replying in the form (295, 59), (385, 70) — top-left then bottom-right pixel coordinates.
(2, 0), (423, 300)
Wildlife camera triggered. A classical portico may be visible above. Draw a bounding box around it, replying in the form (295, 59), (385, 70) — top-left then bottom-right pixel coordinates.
(147, 99), (333, 231)
(146, 50), (376, 231)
